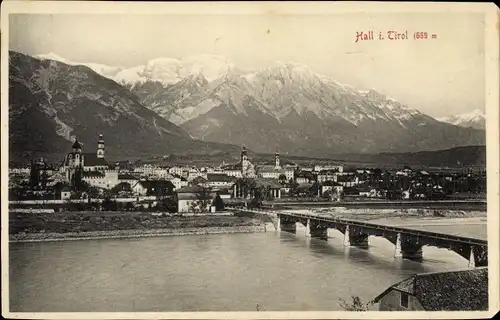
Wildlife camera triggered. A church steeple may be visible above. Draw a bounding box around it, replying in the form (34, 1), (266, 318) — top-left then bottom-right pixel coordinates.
(97, 133), (105, 159)
(72, 138), (82, 153)
(275, 150), (280, 169)
(241, 146), (249, 177)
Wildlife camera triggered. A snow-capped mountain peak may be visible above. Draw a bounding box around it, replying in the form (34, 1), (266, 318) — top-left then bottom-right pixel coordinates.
(34, 53), (124, 77)
(437, 109), (485, 130)
(35, 52), (71, 64)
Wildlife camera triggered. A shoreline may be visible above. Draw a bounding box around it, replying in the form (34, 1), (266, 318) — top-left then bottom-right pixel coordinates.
(9, 225), (269, 243)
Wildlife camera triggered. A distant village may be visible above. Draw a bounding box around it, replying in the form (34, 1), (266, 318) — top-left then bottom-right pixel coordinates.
(9, 134), (486, 213)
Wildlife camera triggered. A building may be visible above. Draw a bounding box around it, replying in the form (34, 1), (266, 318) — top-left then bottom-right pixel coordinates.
(132, 180), (175, 196)
(232, 178), (282, 199)
(168, 166), (186, 177)
(314, 165), (343, 173)
(60, 186), (72, 200)
(257, 152), (294, 181)
(321, 181), (343, 196)
(61, 139), (85, 183)
(222, 147), (256, 178)
(60, 134), (116, 187)
(205, 173), (236, 189)
(317, 170), (338, 183)
(373, 267), (488, 311)
(217, 188), (232, 199)
(117, 173), (140, 187)
(177, 185), (215, 213)
(170, 176), (188, 190)
(335, 174), (359, 187)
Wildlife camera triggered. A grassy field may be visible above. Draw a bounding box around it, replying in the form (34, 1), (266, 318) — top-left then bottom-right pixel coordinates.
(9, 211), (263, 235)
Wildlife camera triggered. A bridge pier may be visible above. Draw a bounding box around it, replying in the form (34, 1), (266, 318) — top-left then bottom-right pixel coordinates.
(343, 225), (350, 246)
(277, 215), (296, 234)
(395, 235), (423, 261)
(469, 247), (476, 268)
(349, 233), (369, 248)
(394, 233), (403, 258)
(305, 219), (328, 240)
(471, 245), (488, 267)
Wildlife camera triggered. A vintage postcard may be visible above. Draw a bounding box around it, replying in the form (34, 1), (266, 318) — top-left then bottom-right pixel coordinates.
(1, 1), (499, 319)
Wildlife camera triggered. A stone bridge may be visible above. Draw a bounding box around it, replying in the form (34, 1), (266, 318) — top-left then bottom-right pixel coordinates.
(231, 207), (488, 267)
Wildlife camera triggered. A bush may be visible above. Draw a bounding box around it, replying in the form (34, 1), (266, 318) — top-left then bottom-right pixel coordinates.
(338, 296), (373, 311)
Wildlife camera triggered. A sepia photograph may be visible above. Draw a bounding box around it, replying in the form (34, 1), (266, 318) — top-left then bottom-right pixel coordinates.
(2, 1), (499, 319)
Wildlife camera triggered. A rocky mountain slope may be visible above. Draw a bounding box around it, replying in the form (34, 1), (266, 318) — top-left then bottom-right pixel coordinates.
(33, 53), (486, 157)
(9, 51), (240, 164)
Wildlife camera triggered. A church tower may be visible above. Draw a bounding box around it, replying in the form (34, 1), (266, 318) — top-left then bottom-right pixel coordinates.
(66, 138), (84, 184)
(275, 151), (281, 169)
(241, 146), (249, 176)
(71, 139), (83, 167)
(97, 133), (105, 159)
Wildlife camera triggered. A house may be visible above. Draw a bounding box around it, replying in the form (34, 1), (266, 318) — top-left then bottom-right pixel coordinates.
(205, 173), (235, 188)
(60, 186), (72, 200)
(217, 188), (232, 199)
(317, 170), (338, 183)
(295, 183), (314, 197)
(254, 178), (282, 199)
(280, 184), (291, 196)
(132, 180), (175, 196)
(177, 185), (214, 213)
(296, 176), (310, 184)
(232, 178), (282, 199)
(117, 173), (139, 187)
(190, 176), (209, 186)
(187, 170), (207, 182)
(314, 165), (343, 173)
(321, 181), (344, 196)
(295, 171), (314, 184)
(335, 174), (359, 187)
(373, 267), (488, 311)
(170, 176), (188, 190)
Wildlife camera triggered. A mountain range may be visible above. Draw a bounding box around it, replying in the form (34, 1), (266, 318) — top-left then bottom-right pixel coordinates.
(15, 51), (486, 161)
(437, 109), (485, 130)
(9, 51), (240, 165)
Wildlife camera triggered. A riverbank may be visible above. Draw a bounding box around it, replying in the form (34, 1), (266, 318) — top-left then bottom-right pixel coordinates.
(9, 211), (268, 243)
(10, 225), (267, 243)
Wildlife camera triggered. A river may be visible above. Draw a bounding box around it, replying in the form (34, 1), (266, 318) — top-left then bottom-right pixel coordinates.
(9, 229), (469, 312)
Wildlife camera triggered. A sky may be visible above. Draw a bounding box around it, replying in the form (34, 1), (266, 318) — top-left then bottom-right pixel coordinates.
(9, 12), (485, 118)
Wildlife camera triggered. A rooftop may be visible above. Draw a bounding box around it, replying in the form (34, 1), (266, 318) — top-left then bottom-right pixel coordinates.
(118, 173), (139, 180)
(83, 153), (108, 167)
(82, 171), (105, 178)
(373, 267), (488, 311)
(206, 173), (235, 182)
(136, 180), (175, 190)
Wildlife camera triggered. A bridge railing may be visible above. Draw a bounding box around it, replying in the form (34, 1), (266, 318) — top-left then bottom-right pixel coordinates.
(279, 211), (486, 246)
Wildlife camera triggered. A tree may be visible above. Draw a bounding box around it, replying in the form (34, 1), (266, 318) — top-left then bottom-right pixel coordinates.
(101, 197), (117, 211)
(278, 174), (287, 185)
(110, 182), (132, 197)
(338, 296), (374, 311)
(189, 186), (213, 213)
(29, 160), (41, 189)
(213, 193), (225, 211)
(158, 194), (178, 213)
(309, 182), (321, 197)
(87, 186), (101, 199)
(235, 178), (257, 205)
(288, 179), (300, 197)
